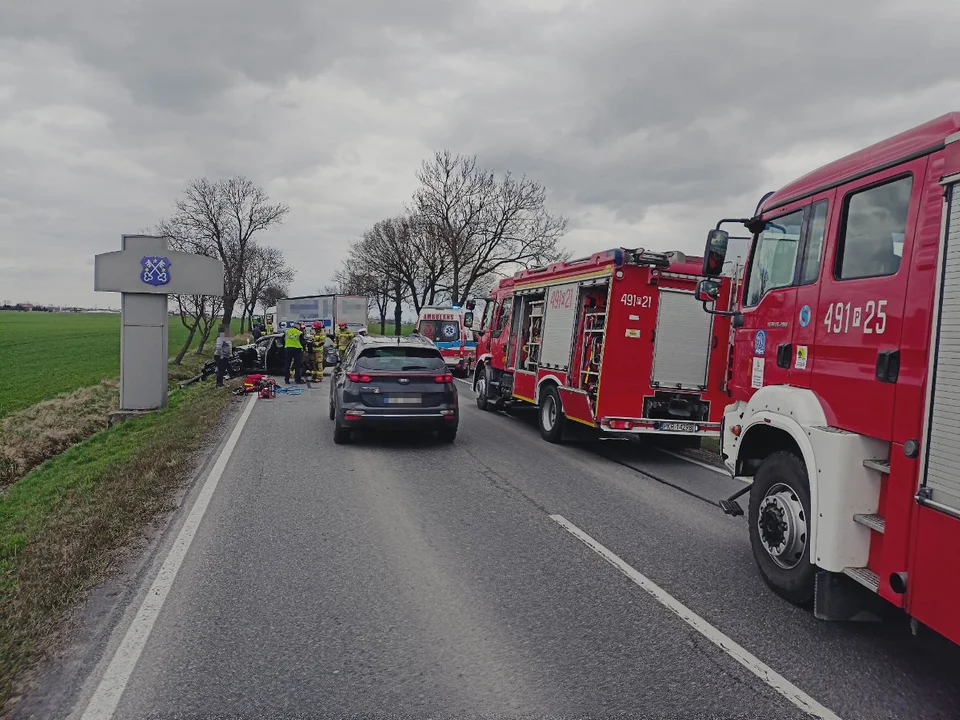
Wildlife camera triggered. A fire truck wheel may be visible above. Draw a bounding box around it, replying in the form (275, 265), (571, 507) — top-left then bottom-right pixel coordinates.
(538, 385), (565, 443)
(476, 367), (491, 411)
(748, 451), (815, 606)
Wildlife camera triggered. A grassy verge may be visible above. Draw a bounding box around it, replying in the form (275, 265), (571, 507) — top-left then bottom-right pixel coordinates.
(701, 437), (720, 454)
(0, 354), (216, 489)
(0, 381), (236, 707)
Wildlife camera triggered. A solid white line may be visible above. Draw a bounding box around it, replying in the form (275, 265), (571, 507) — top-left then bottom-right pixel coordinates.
(79, 395), (258, 720)
(549, 515), (842, 720)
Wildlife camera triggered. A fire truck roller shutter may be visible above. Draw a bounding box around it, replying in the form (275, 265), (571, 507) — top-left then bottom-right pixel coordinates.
(923, 180), (960, 514)
(651, 289), (714, 390)
(539, 281), (582, 371)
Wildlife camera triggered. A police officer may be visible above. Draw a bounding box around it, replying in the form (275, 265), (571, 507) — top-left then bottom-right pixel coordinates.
(284, 322), (305, 384)
(336, 322), (355, 355)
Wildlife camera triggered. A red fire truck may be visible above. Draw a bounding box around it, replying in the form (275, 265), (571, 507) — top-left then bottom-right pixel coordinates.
(470, 248), (733, 444)
(696, 112), (960, 643)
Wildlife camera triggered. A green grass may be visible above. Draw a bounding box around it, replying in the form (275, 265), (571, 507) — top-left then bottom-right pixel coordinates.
(0, 311), (197, 419)
(368, 322), (416, 336)
(0, 381), (235, 708)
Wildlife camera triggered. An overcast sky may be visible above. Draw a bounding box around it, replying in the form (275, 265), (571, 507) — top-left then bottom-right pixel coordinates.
(1, 0), (958, 308)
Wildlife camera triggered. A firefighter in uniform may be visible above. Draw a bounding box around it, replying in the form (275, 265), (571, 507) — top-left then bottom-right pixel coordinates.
(336, 322), (355, 355)
(284, 322), (305, 384)
(306, 321), (324, 382)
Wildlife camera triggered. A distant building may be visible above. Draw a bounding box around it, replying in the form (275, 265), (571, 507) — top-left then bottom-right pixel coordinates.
(19, 303), (34, 312)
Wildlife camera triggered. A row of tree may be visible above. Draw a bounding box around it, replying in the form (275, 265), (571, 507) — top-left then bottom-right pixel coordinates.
(158, 176), (294, 362)
(331, 151), (569, 334)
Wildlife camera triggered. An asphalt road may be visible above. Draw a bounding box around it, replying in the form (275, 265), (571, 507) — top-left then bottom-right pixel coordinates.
(23, 378), (960, 719)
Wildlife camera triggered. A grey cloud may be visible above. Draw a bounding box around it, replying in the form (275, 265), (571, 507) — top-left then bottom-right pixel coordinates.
(428, 0), (959, 227)
(2, 0), (959, 307)
(2, 0), (471, 113)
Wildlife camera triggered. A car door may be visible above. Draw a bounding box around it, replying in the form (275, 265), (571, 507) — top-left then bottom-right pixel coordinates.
(732, 205), (806, 397)
(810, 165), (923, 439)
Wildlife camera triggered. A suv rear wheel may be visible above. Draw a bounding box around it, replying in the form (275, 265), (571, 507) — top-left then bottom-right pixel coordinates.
(437, 425), (458, 443)
(333, 415), (352, 444)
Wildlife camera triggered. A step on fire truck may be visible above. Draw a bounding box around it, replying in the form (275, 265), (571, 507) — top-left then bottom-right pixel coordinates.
(696, 112), (960, 644)
(469, 248), (733, 444)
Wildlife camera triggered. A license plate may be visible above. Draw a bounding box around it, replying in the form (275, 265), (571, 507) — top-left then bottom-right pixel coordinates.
(386, 396), (421, 404)
(660, 422), (697, 433)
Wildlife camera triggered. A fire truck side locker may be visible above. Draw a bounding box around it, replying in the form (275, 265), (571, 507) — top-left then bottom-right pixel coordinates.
(651, 289), (714, 391)
(912, 172), (960, 644)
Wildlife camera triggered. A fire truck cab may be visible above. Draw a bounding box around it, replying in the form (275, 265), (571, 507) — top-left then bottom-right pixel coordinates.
(472, 248), (732, 444)
(698, 112), (960, 643)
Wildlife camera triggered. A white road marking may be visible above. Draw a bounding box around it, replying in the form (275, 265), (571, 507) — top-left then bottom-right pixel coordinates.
(549, 514), (842, 720)
(653, 446), (744, 480)
(78, 395), (257, 720)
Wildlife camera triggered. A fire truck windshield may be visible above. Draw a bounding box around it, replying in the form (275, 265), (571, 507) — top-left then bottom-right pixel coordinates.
(743, 209), (803, 306)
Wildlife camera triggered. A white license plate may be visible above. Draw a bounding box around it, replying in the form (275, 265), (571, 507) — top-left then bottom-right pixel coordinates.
(660, 422), (697, 433)
(386, 396), (421, 404)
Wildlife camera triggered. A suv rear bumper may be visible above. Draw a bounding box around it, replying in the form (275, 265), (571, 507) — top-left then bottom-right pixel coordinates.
(340, 408), (458, 429)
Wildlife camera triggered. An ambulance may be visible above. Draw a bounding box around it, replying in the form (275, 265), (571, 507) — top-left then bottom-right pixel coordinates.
(416, 305), (477, 377)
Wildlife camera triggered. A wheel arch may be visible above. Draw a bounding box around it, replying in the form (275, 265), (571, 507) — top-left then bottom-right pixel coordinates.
(473, 355), (491, 390)
(738, 414), (822, 567)
(535, 374), (562, 407)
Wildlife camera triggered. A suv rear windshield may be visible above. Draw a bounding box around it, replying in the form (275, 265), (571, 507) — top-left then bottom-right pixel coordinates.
(355, 347), (446, 372)
(418, 320), (460, 342)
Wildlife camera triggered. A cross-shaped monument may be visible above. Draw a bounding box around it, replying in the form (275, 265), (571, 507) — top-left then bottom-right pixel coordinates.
(94, 235), (224, 411)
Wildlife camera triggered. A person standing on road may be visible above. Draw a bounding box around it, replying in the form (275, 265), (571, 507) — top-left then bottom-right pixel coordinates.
(284, 322), (305, 384)
(336, 322), (354, 355)
(306, 321), (324, 382)
(214, 326), (233, 387)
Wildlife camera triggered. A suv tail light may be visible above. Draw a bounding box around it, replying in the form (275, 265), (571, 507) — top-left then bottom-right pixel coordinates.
(434, 373), (454, 383)
(347, 372), (372, 383)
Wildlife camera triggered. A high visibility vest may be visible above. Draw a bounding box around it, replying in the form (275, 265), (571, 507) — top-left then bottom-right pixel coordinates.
(284, 327), (303, 349)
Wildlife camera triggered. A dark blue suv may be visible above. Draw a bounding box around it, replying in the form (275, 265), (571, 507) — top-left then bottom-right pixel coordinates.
(329, 335), (459, 444)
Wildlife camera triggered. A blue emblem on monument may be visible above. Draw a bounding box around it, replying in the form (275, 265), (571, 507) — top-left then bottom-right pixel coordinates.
(140, 256), (171, 286)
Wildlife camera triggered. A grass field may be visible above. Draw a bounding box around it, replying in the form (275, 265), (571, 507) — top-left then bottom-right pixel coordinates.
(0, 312), (196, 420)
(369, 322), (417, 336)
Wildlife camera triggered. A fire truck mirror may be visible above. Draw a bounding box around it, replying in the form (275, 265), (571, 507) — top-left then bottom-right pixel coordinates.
(696, 278), (720, 304)
(464, 310), (475, 328)
(703, 228), (729, 277)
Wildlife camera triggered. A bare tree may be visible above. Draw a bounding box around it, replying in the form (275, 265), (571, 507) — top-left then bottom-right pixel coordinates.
(262, 284), (287, 315)
(347, 220), (412, 334)
(240, 243), (295, 331)
(171, 294), (223, 363)
(415, 151), (568, 304)
(158, 176), (289, 330)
